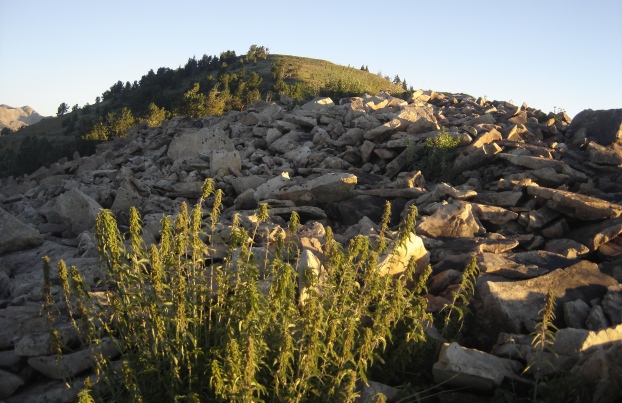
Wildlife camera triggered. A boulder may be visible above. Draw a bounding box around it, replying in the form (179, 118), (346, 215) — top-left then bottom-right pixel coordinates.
(603, 285), (622, 326)
(417, 202), (486, 238)
(28, 338), (119, 380)
(587, 141), (622, 165)
(432, 342), (523, 392)
(0, 369), (24, 399)
(527, 185), (622, 221)
(567, 217), (622, 251)
(110, 187), (142, 213)
(0, 207), (43, 254)
(271, 173), (356, 205)
(564, 299), (592, 329)
(51, 188), (102, 234)
(377, 232), (430, 276)
(210, 148), (241, 176)
(167, 127), (235, 160)
(471, 260), (618, 349)
(396, 105), (439, 133)
(269, 131), (313, 154)
(567, 108), (622, 146)
(571, 343), (622, 403)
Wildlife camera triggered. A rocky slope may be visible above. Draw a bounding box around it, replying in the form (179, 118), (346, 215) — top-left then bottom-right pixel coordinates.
(0, 105), (44, 131)
(0, 91), (621, 401)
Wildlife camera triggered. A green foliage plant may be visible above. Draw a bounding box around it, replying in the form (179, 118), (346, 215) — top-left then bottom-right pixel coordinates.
(408, 128), (460, 183)
(45, 178), (435, 402)
(524, 289), (558, 401)
(440, 255), (480, 342)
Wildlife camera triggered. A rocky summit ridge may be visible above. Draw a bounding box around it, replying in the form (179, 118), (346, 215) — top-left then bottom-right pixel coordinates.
(1, 90), (622, 401)
(0, 105), (44, 131)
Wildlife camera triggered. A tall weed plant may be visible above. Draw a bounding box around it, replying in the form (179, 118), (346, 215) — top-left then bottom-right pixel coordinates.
(45, 179), (434, 402)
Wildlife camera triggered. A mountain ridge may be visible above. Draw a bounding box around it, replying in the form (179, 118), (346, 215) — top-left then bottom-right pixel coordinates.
(0, 104), (45, 131)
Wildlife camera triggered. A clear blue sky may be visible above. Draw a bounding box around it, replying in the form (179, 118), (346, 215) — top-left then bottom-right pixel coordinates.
(1, 0), (620, 118)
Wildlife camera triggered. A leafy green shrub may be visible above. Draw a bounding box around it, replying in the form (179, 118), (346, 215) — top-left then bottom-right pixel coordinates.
(407, 128), (460, 183)
(45, 179), (435, 402)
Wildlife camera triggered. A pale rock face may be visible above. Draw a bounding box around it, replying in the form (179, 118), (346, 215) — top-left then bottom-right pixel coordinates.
(376, 232), (430, 276)
(0, 207), (43, 254)
(417, 202), (485, 238)
(167, 127), (235, 160)
(52, 188), (102, 234)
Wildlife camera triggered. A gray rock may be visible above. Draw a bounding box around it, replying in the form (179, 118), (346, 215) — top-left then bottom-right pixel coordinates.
(527, 185), (622, 221)
(564, 299), (591, 329)
(110, 187), (142, 213)
(567, 217), (622, 251)
(432, 342), (523, 392)
(567, 108), (622, 146)
(471, 260), (618, 349)
(396, 105), (439, 133)
(473, 191), (524, 208)
(269, 131), (313, 154)
(28, 338), (119, 380)
(271, 172), (357, 205)
(0, 369), (24, 399)
(571, 341), (622, 403)
(210, 148), (241, 176)
(167, 127), (235, 160)
(602, 285), (622, 326)
(586, 305), (610, 331)
(587, 141), (622, 165)
(0, 207), (43, 254)
(52, 188), (102, 235)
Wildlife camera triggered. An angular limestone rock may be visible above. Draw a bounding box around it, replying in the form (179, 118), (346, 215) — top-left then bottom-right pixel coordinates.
(471, 260), (618, 349)
(432, 342), (523, 392)
(167, 127), (235, 160)
(527, 186), (622, 221)
(377, 232), (430, 276)
(271, 172), (357, 205)
(417, 202), (485, 238)
(0, 207), (43, 254)
(52, 188), (102, 235)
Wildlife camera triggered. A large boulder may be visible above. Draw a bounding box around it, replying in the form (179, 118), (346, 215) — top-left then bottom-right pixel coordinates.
(271, 173), (357, 205)
(52, 188), (102, 234)
(566, 108), (622, 146)
(432, 342), (523, 392)
(396, 105), (439, 134)
(0, 207), (43, 254)
(167, 127), (235, 160)
(377, 232), (430, 276)
(471, 260), (618, 349)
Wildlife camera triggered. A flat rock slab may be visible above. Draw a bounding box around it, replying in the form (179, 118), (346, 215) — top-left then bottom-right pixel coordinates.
(477, 250), (580, 279)
(271, 172), (357, 205)
(471, 260), (618, 349)
(527, 186), (622, 220)
(567, 217), (622, 251)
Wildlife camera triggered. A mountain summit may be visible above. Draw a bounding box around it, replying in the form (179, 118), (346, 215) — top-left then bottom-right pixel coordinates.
(0, 104), (44, 131)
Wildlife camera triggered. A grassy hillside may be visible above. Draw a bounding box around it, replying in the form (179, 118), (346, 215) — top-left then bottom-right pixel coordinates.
(0, 50), (408, 177)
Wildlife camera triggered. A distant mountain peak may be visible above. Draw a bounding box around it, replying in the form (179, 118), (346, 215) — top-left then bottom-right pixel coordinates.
(0, 104), (44, 130)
